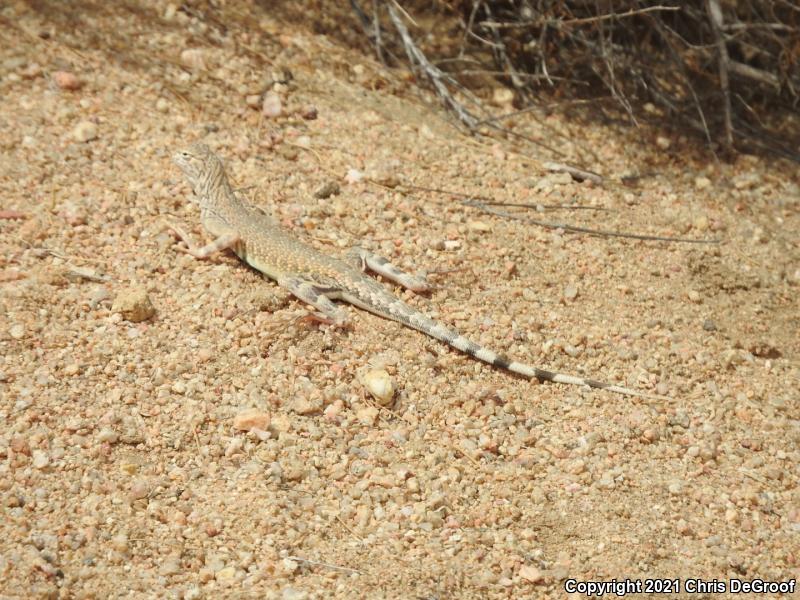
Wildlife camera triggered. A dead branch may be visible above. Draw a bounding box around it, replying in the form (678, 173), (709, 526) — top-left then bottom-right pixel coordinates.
(385, 0), (479, 130)
(706, 0), (734, 150)
(464, 200), (720, 244)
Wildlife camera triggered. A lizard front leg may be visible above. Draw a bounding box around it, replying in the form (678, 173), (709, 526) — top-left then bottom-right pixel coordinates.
(165, 221), (240, 259)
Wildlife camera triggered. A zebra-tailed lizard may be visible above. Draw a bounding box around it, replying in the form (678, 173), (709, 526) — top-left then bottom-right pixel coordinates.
(170, 143), (668, 400)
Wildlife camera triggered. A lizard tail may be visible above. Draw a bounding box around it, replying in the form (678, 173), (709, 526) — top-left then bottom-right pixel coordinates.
(375, 296), (667, 400)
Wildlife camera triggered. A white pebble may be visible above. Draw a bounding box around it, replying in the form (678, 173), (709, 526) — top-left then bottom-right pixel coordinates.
(563, 284), (578, 301)
(262, 92), (282, 117)
(363, 369), (394, 405)
(97, 428), (118, 443)
(32, 450), (50, 469)
(72, 121), (98, 142)
(345, 168), (363, 184)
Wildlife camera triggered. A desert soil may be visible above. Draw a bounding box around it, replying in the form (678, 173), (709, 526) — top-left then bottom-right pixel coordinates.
(1, 2), (798, 599)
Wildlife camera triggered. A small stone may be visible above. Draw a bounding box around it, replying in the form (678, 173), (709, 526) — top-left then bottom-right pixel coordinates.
(52, 71), (82, 90)
(300, 105), (318, 120)
(63, 363), (80, 376)
(520, 565), (544, 583)
(9, 324), (24, 339)
(159, 557), (181, 576)
(112, 286), (155, 322)
(245, 94), (261, 108)
(693, 215), (709, 231)
(356, 405), (379, 425)
(283, 459), (305, 482)
(313, 181), (340, 199)
(751, 227), (768, 244)
(345, 168), (363, 184)
(73, 121), (98, 142)
(694, 176), (711, 190)
(656, 136), (671, 150)
(233, 408), (271, 432)
(215, 567), (237, 581)
(281, 559), (299, 574)
(291, 395), (322, 415)
(111, 534), (129, 553)
(180, 48), (207, 70)
(492, 87), (514, 106)
(667, 480), (683, 495)
(564, 284), (578, 301)
(32, 450), (50, 469)
(97, 428), (118, 443)
(467, 220), (491, 233)
(129, 478), (152, 500)
(224, 437), (244, 457)
(363, 369), (394, 405)
(262, 92), (282, 117)
(733, 172), (760, 190)
(155, 98), (169, 113)
(281, 587), (307, 600)
(687, 290), (701, 303)
(702, 319), (717, 332)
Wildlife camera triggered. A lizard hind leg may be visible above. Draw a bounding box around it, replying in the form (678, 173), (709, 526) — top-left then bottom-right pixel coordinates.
(278, 275), (351, 328)
(346, 247), (431, 292)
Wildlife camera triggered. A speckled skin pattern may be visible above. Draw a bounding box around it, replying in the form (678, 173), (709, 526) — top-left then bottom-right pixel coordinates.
(173, 143), (666, 399)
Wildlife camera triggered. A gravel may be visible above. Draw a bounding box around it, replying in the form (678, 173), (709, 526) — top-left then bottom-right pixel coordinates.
(0, 2), (798, 599)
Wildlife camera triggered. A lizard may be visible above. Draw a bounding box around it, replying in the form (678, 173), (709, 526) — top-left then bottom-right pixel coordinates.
(170, 143), (669, 400)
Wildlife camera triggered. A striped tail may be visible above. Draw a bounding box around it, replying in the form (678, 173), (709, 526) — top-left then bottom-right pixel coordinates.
(366, 292), (668, 400)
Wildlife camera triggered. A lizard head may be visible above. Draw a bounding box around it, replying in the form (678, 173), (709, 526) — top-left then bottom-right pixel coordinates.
(173, 143), (213, 184)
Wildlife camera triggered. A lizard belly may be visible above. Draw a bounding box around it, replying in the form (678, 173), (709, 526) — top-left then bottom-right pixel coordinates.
(234, 242), (283, 281)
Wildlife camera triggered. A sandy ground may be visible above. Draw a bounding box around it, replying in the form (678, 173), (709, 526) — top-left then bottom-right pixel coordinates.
(1, 2), (798, 599)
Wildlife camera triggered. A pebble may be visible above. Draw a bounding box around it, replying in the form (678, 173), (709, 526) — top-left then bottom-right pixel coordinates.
(159, 557), (182, 576)
(233, 408), (271, 432)
(129, 479), (152, 500)
(245, 94), (261, 108)
(356, 405), (379, 425)
(492, 87), (514, 106)
(693, 215), (709, 231)
(314, 181), (340, 199)
(345, 168), (363, 184)
(702, 319), (717, 331)
(262, 92), (282, 117)
(215, 566), (237, 581)
(656, 136), (671, 150)
(687, 290), (701, 303)
(362, 369), (394, 405)
(520, 565), (544, 583)
(32, 450), (50, 469)
(291, 395), (322, 415)
(63, 363), (80, 376)
(281, 587), (307, 600)
(72, 121), (98, 142)
(180, 48), (207, 70)
(667, 481), (684, 495)
(733, 172), (761, 190)
(112, 286), (155, 322)
(694, 176), (711, 190)
(563, 284), (578, 301)
(97, 428), (118, 444)
(9, 323), (24, 339)
(467, 220), (491, 233)
(52, 71), (82, 90)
